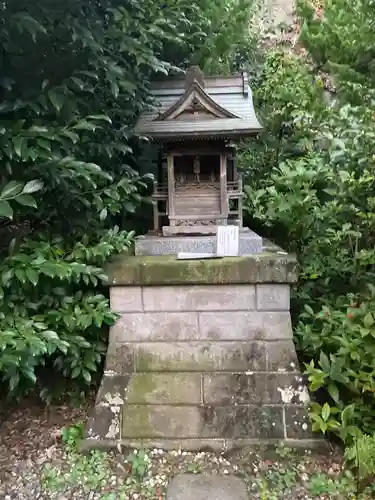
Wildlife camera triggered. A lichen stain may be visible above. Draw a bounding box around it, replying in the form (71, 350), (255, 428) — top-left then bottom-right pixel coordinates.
(277, 385), (310, 404)
(104, 392), (124, 406)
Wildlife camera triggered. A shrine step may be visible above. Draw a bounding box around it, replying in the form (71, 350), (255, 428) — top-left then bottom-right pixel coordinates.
(134, 231), (262, 256)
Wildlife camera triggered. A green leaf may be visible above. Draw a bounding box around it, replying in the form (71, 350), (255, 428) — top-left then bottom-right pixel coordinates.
(72, 121), (97, 131)
(304, 304), (314, 315)
(341, 404), (355, 427)
(321, 403), (331, 422)
(12, 136), (26, 157)
(71, 367), (81, 379)
(2, 269), (14, 285)
(41, 330), (59, 341)
(15, 194), (37, 208)
(363, 312), (374, 328)
(48, 89), (65, 112)
(110, 81), (119, 98)
(99, 208), (108, 220)
(319, 352), (331, 373)
(87, 115), (112, 123)
(14, 14), (47, 40)
(26, 268), (39, 286)
(23, 180), (44, 194)
(327, 383), (340, 404)
(0, 201), (13, 219)
(1, 181), (23, 199)
(82, 370), (91, 383)
(15, 268), (26, 283)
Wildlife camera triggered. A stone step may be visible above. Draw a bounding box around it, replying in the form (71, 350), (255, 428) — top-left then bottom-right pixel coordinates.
(166, 474), (248, 500)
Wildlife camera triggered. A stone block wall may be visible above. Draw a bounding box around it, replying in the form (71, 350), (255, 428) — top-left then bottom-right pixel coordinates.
(84, 254), (322, 451)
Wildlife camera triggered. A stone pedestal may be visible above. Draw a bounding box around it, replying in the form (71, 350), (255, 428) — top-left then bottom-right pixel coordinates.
(134, 230), (262, 256)
(83, 252), (323, 451)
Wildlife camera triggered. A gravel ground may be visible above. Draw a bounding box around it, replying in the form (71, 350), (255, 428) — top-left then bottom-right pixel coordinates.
(0, 398), (372, 500)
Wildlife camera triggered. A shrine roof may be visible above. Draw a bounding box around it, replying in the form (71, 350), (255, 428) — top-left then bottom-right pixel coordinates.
(134, 67), (263, 140)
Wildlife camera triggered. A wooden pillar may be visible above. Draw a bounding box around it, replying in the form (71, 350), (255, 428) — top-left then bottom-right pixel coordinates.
(220, 154), (228, 224)
(232, 154), (238, 182)
(167, 154), (176, 226)
(152, 180), (159, 232)
(238, 176), (244, 228)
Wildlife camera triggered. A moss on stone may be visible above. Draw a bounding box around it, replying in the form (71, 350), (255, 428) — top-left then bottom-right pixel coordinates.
(126, 373), (158, 403)
(104, 252), (298, 286)
(127, 373), (201, 405)
(122, 404), (155, 438)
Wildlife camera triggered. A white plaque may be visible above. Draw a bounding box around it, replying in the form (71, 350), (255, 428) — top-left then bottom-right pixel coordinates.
(177, 252), (220, 260)
(216, 225), (239, 257)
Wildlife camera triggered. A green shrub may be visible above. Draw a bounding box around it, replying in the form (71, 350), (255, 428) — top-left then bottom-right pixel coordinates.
(0, 0), (258, 400)
(241, 0), (375, 444)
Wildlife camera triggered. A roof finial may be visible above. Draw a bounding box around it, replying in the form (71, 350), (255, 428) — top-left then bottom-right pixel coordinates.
(185, 66), (205, 89)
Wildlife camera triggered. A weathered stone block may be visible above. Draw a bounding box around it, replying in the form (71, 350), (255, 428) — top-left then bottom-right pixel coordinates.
(122, 405), (203, 438)
(203, 373), (306, 405)
(198, 311), (292, 340)
(134, 232), (263, 256)
(110, 286), (143, 312)
(203, 373), (258, 405)
(284, 406), (314, 439)
(85, 404), (121, 441)
(112, 312), (199, 342)
(139, 256), (258, 285)
(96, 375), (130, 405)
(126, 373), (202, 404)
(166, 474), (248, 500)
(267, 340), (299, 371)
(105, 254), (141, 285)
(256, 284), (290, 311)
(134, 341), (266, 372)
(104, 344), (134, 374)
(104, 254), (299, 286)
(267, 373), (310, 405)
(201, 405), (284, 439)
(142, 284), (256, 312)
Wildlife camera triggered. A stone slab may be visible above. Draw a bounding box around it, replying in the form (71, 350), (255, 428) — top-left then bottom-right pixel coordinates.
(162, 225), (251, 236)
(198, 311), (292, 340)
(142, 284), (256, 312)
(134, 231), (262, 256)
(202, 372), (305, 405)
(256, 284), (290, 311)
(104, 254), (299, 286)
(122, 405), (203, 438)
(121, 403), (285, 439)
(133, 341), (267, 372)
(110, 287), (143, 313)
(266, 340), (300, 371)
(166, 474), (248, 500)
(112, 312), (200, 342)
(112, 310), (292, 342)
(126, 373), (202, 404)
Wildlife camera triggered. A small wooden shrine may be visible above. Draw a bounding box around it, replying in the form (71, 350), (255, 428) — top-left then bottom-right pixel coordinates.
(83, 66), (322, 455)
(135, 67), (263, 236)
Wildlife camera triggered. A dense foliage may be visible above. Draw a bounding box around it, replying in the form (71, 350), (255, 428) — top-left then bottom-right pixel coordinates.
(0, 0), (256, 399)
(242, 0), (375, 444)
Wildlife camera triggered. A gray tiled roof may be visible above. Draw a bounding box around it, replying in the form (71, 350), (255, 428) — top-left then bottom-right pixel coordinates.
(134, 72), (263, 140)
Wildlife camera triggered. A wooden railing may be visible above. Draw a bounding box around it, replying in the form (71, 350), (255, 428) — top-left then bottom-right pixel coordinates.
(152, 180), (243, 198)
(152, 182), (168, 198)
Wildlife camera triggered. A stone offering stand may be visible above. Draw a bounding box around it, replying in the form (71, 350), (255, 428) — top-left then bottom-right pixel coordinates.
(83, 246), (323, 451)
